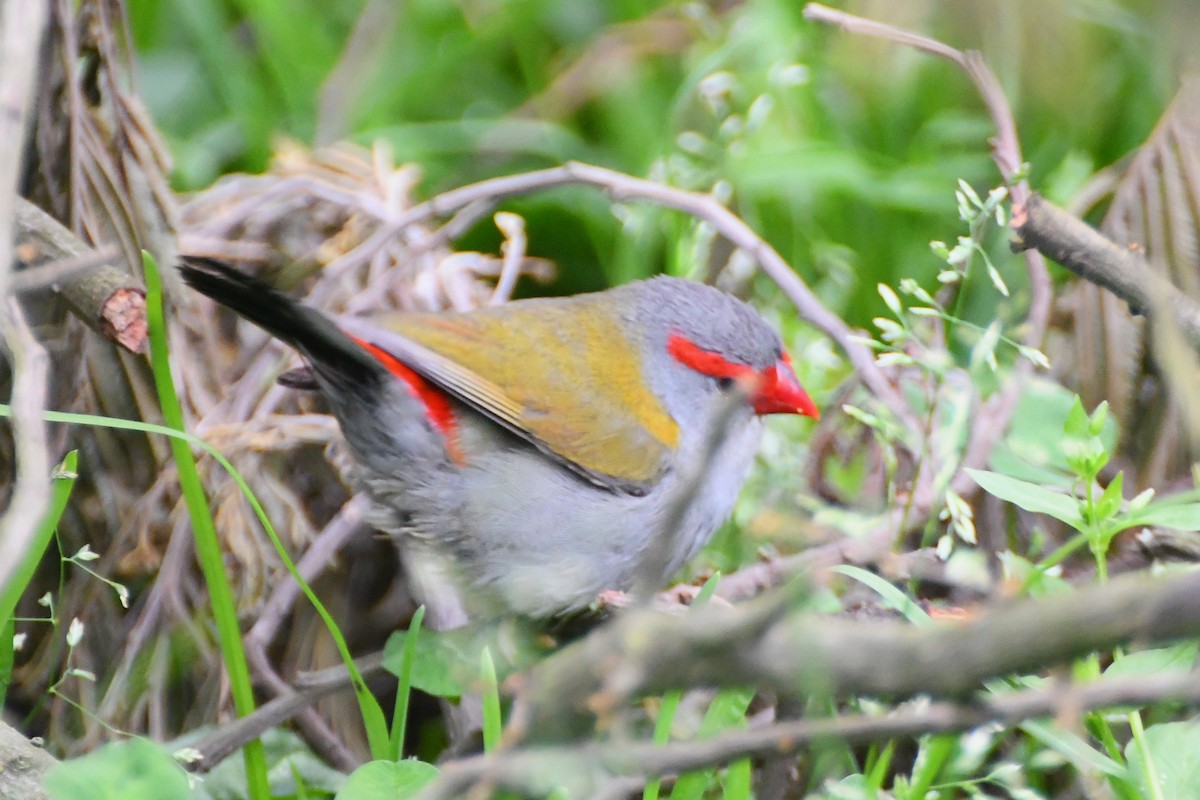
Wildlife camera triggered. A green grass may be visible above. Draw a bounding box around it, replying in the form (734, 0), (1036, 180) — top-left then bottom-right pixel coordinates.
(0, 450), (77, 709)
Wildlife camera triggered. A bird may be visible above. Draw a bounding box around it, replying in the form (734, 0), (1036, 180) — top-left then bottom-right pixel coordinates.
(180, 257), (818, 619)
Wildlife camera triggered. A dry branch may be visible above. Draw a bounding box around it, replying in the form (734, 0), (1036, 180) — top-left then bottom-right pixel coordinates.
(13, 197), (147, 353)
(337, 161), (917, 430)
(0, 721), (55, 800)
(1013, 192), (1200, 349)
(0, 0), (53, 606)
(188, 569), (1200, 776)
(512, 570), (1200, 742)
(420, 668), (1200, 799)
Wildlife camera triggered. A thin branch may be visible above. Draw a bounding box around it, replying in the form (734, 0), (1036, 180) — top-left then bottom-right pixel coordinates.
(14, 197), (147, 352)
(1014, 192), (1200, 348)
(419, 669), (1200, 800)
(0, 0), (52, 599)
(510, 569), (1200, 742)
(803, 2), (1054, 520)
(326, 162), (917, 429)
(245, 494), (371, 656)
(9, 245), (122, 293)
(0, 302), (51, 606)
(187, 652), (387, 771)
(490, 212), (528, 306)
(634, 386), (751, 601)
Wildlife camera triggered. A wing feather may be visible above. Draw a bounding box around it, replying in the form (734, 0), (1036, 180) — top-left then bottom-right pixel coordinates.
(339, 297), (678, 492)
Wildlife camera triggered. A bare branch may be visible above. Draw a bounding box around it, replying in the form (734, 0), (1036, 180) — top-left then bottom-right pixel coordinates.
(0, 721), (55, 800)
(0, 0), (52, 600)
(420, 669), (1200, 800)
(14, 197), (147, 353)
(803, 2), (1054, 522)
(329, 162), (916, 428)
(511, 570), (1200, 742)
(1014, 192), (1200, 349)
(187, 652), (387, 771)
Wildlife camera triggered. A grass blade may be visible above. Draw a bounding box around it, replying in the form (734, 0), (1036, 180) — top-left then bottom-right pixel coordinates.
(0, 450), (77, 708)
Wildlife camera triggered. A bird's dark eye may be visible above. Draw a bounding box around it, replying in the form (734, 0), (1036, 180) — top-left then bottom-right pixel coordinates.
(716, 376), (736, 391)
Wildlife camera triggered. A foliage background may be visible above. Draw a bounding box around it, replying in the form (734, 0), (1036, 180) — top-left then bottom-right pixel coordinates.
(130, 0), (1187, 307)
(8, 0), (1200, 798)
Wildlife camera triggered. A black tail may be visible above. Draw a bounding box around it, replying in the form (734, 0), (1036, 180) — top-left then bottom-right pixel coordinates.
(178, 257), (384, 387)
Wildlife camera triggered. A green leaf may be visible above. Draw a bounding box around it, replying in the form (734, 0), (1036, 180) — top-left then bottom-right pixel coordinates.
(382, 628), (476, 698)
(966, 470), (1083, 528)
(1105, 642), (1199, 679)
(335, 759), (439, 799)
(389, 605), (425, 759)
(44, 739), (189, 800)
(1130, 502), (1200, 531)
(1126, 721), (1200, 799)
(987, 262), (1010, 297)
(1095, 473), (1124, 522)
(1019, 718), (1128, 779)
(878, 283), (902, 317)
(833, 565), (931, 626)
(145, 251), (276, 790)
(668, 685), (756, 800)
(1064, 396), (1089, 438)
(480, 647), (502, 753)
(1088, 401), (1110, 437)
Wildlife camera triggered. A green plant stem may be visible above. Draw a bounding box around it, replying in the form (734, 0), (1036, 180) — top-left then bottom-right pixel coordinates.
(1127, 709), (1164, 800)
(389, 604), (426, 760)
(643, 691), (682, 800)
(907, 734), (955, 799)
(865, 740), (894, 794)
(480, 647), (502, 754)
(0, 397), (394, 759)
(0, 450), (77, 708)
(142, 253), (271, 800)
(1076, 654), (1138, 800)
(644, 574), (723, 800)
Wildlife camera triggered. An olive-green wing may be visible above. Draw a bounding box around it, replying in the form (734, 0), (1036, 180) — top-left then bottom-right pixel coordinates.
(344, 296), (678, 492)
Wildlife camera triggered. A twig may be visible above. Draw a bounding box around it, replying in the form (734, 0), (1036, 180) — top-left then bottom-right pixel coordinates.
(419, 669), (1200, 799)
(1013, 192), (1200, 347)
(0, 302), (51, 609)
(0, 0), (52, 599)
(188, 652), (387, 771)
(325, 162), (916, 429)
(245, 494), (371, 656)
(9, 245), (122, 294)
(14, 198), (147, 352)
(490, 212), (527, 306)
(803, 2), (1054, 518)
(634, 386), (752, 601)
(510, 569), (1200, 742)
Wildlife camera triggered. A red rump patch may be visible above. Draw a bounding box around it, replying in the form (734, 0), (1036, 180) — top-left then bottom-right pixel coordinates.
(348, 335), (465, 464)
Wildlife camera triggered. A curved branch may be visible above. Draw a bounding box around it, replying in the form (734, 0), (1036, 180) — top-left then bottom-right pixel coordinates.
(329, 162), (916, 429)
(1013, 192), (1200, 348)
(512, 570), (1200, 742)
(419, 669), (1200, 800)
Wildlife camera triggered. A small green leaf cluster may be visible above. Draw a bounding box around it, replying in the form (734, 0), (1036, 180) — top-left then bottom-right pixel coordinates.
(971, 396), (1200, 582)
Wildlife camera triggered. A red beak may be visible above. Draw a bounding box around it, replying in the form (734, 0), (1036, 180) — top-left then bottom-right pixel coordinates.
(752, 356), (819, 418)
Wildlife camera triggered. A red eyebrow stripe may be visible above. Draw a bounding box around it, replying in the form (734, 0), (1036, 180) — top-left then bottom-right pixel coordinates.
(667, 334), (752, 380)
(349, 335), (465, 464)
